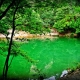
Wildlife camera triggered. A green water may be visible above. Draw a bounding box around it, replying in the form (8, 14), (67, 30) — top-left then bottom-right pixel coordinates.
(0, 37), (80, 79)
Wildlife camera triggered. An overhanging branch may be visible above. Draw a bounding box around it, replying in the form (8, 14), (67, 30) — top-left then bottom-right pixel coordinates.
(0, 0), (15, 20)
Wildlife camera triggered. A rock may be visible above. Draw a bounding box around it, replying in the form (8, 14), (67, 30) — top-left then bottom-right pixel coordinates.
(0, 33), (6, 41)
(60, 70), (68, 78)
(50, 33), (59, 36)
(0, 33), (6, 38)
(36, 34), (40, 37)
(44, 61), (53, 70)
(7, 34), (12, 39)
(6, 29), (59, 41)
(46, 33), (50, 36)
(7, 29), (12, 34)
(59, 69), (80, 80)
(44, 76), (56, 80)
(30, 65), (40, 75)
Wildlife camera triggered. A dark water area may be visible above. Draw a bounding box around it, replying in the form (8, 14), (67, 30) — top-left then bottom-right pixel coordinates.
(0, 37), (80, 79)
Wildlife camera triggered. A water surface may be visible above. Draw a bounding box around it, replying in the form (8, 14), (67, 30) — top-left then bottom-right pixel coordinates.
(0, 37), (80, 79)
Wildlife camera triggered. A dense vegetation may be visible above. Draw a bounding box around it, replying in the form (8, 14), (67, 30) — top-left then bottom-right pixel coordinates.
(0, 0), (80, 35)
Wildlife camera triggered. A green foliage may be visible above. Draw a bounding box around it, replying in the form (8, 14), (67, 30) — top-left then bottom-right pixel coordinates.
(29, 10), (43, 33)
(53, 6), (80, 34)
(16, 8), (51, 34)
(38, 7), (54, 27)
(0, 41), (37, 63)
(0, 0), (80, 35)
(0, 18), (10, 34)
(0, 41), (8, 56)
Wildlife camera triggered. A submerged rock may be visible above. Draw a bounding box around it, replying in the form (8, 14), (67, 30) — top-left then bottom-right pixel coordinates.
(29, 64), (40, 76)
(44, 61), (53, 70)
(43, 76), (56, 80)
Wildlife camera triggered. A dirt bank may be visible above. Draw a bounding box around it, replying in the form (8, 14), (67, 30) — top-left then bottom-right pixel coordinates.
(59, 68), (80, 80)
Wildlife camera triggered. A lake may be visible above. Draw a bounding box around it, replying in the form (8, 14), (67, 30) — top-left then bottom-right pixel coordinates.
(0, 37), (80, 79)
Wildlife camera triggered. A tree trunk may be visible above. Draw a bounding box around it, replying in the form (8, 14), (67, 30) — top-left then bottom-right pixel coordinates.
(2, 2), (19, 80)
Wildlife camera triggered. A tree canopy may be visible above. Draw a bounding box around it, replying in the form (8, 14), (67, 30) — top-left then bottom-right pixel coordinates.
(0, 0), (80, 35)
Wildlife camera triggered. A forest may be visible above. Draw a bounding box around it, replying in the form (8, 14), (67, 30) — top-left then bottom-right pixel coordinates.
(0, 0), (80, 80)
(0, 0), (80, 35)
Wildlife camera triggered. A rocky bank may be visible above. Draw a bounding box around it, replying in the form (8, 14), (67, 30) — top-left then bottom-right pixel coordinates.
(0, 29), (59, 41)
(59, 68), (80, 80)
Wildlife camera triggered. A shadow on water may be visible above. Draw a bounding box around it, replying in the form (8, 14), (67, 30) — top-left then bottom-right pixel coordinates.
(0, 75), (45, 80)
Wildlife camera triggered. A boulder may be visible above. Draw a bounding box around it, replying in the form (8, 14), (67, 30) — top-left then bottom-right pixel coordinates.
(60, 70), (68, 78)
(44, 76), (56, 80)
(0, 34), (6, 38)
(50, 33), (59, 36)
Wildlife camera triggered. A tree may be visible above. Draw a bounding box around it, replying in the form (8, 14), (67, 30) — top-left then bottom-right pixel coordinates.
(2, 1), (20, 80)
(0, 0), (51, 79)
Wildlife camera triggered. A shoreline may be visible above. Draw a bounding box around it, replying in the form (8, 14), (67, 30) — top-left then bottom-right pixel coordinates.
(0, 29), (78, 42)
